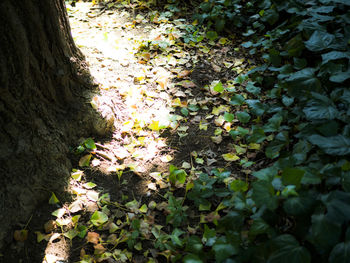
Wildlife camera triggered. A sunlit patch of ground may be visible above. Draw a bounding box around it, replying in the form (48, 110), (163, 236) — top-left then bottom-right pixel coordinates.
(69, 2), (177, 176)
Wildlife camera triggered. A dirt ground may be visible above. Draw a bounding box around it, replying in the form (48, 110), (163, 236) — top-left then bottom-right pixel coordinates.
(1, 2), (265, 262)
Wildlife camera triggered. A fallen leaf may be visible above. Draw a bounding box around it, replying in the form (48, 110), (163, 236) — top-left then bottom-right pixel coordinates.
(14, 229), (28, 242)
(222, 153), (240, 162)
(91, 158), (101, 167)
(178, 70), (191, 78)
(79, 154), (92, 167)
(69, 200), (83, 213)
(94, 243), (106, 254)
(211, 135), (223, 144)
(212, 64), (221, 72)
(71, 170), (84, 181)
(139, 204), (148, 213)
(44, 220), (57, 233)
(148, 182), (157, 191)
(179, 80), (197, 88)
(160, 155), (173, 162)
(114, 147), (129, 159)
(87, 232), (100, 245)
(87, 191), (99, 202)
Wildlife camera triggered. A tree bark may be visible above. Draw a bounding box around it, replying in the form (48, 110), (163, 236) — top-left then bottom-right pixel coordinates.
(0, 0), (106, 247)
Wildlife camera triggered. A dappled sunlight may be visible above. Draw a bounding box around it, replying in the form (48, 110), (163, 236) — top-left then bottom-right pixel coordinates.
(4, 0), (348, 261)
(41, 1), (251, 262)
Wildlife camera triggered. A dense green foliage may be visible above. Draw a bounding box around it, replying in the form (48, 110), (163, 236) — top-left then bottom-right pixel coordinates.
(177, 0), (350, 262)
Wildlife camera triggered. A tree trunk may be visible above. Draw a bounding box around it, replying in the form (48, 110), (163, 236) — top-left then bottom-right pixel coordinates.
(0, 0), (107, 247)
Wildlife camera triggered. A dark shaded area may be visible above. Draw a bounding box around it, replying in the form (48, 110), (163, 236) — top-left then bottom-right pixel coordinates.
(0, 0), (112, 255)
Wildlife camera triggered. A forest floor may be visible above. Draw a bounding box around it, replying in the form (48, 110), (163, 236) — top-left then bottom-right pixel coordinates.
(3, 2), (266, 262)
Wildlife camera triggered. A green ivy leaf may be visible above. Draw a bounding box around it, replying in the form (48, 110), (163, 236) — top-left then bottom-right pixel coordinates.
(246, 99), (267, 116)
(281, 168), (305, 189)
(249, 218), (271, 236)
(252, 180), (278, 210)
(268, 235), (311, 263)
(303, 93), (339, 120)
(169, 165), (187, 185)
(223, 112), (235, 122)
(308, 135), (350, 155)
(283, 195), (315, 216)
(236, 111), (251, 123)
(323, 191), (350, 224)
(213, 81), (224, 93)
(212, 237), (238, 262)
(329, 242), (350, 263)
(206, 31), (218, 41)
(188, 104), (200, 112)
(203, 224), (216, 246)
(265, 140), (285, 159)
(183, 254), (203, 263)
(170, 228), (184, 247)
(230, 94), (245, 106)
(322, 51), (350, 65)
(304, 30), (335, 52)
(309, 214), (341, 251)
(49, 192), (59, 204)
(285, 68), (321, 91)
(246, 82), (261, 95)
(64, 229), (79, 240)
(330, 67), (350, 83)
(230, 179), (249, 192)
(90, 211), (108, 226)
(84, 138), (96, 150)
(186, 236), (203, 253)
(181, 107), (189, 116)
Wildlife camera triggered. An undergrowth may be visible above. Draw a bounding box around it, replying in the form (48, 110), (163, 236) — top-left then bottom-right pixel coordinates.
(49, 1), (350, 262)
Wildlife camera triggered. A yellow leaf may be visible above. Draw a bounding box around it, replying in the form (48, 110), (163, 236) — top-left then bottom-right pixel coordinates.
(160, 155), (173, 162)
(148, 120), (160, 131)
(222, 153), (240, 162)
(219, 38), (229, 45)
(71, 170), (83, 181)
(157, 76), (168, 89)
(248, 143), (261, 150)
(79, 154), (92, 167)
(171, 98), (182, 107)
(212, 105), (230, 115)
(199, 121), (208, 130)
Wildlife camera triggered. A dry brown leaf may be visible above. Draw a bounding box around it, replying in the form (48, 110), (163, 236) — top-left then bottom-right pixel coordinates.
(86, 232), (100, 244)
(179, 80), (196, 88)
(212, 64), (221, 72)
(80, 248), (86, 258)
(44, 220), (57, 233)
(94, 243), (107, 255)
(178, 70), (191, 78)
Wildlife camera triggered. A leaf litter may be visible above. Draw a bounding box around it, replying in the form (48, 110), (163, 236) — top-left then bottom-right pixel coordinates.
(7, 1), (269, 262)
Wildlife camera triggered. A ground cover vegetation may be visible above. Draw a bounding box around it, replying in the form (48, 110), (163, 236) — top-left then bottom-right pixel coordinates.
(5, 0), (350, 262)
